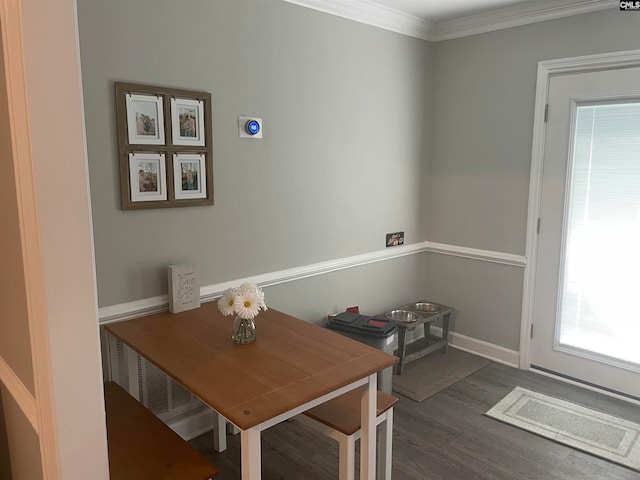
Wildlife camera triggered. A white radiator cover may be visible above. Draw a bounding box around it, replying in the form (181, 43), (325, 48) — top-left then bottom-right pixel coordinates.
(109, 337), (205, 421)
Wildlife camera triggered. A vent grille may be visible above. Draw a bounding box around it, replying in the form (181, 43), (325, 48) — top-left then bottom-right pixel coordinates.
(110, 336), (204, 420)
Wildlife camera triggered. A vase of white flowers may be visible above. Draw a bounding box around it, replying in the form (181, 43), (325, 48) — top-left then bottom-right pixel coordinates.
(217, 283), (267, 344)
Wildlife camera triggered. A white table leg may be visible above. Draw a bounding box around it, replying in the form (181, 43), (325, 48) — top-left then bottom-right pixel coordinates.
(212, 412), (227, 453)
(360, 373), (377, 480)
(241, 426), (261, 480)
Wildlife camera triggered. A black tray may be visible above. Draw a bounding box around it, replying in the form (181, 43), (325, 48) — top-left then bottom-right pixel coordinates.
(327, 312), (397, 338)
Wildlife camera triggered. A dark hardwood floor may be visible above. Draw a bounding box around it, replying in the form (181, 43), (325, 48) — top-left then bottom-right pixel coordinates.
(189, 358), (640, 479)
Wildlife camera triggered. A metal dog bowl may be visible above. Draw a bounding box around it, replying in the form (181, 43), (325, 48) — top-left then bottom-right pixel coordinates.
(385, 309), (419, 323)
(412, 302), (442, 314)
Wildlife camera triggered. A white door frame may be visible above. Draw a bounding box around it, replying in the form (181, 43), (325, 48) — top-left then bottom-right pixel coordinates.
(1, 1), (61, 476)
(519, 48), (640, 370)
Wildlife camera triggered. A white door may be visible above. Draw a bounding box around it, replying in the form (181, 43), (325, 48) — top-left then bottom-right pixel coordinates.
(530, 65), (640, 400)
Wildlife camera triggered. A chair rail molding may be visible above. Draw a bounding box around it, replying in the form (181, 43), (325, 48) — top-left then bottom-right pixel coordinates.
(424, 242), (526, 268)
(98, 241), (526, 324)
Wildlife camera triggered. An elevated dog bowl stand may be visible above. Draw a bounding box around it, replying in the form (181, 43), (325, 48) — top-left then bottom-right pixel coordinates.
(391, 301), (456, 375)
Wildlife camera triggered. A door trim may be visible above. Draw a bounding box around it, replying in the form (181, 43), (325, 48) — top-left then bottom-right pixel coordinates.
(1, 1), (62, 477)
(519, 49), (640, 370)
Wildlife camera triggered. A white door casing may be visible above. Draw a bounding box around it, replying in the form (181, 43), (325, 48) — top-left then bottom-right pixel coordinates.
(521, 49), (640, 401)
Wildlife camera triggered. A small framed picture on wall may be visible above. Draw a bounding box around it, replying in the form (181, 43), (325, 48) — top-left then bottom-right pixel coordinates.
(173, 153), (207, 200)
(128, 152), (167, 202)
(171, 98), (205, 146)
(125, 93), (165, 145)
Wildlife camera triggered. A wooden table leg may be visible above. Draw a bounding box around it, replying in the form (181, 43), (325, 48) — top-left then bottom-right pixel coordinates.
(241, 426), (261, 480)
(360, 373), (377, 480)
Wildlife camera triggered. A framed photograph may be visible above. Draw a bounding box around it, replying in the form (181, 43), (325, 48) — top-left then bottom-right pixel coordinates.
(171, 98), (205, 146)
(125, 93), (165, 145)
(115, 82), (213, 209)
(128, 152), (167, 202)
(173, 153), (207, 200)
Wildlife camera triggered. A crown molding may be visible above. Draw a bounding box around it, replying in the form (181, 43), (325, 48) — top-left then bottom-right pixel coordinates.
(432, 0), (618, 41)
(281, 0), (433, 40)
(281, 0), (618, 42)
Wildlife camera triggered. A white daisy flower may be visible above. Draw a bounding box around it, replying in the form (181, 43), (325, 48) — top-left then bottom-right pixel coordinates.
(240, 283), (266, 305)
(217, 288), (238, 316)
(234, 287), (262, 319)
(218, 283), (267, 319)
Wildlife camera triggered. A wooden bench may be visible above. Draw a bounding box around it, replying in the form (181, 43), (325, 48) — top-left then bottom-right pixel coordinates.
(104, 382), (218, 480)
(297, 387), (398, 480)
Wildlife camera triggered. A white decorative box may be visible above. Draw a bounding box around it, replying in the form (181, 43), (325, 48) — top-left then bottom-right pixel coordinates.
(168, 264), (200, 313)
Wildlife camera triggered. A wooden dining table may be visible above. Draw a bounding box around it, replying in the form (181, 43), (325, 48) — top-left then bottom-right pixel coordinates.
(105, 302), (398, 480)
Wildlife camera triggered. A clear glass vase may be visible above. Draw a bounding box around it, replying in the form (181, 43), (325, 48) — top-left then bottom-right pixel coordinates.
(232, 315), (256, 344)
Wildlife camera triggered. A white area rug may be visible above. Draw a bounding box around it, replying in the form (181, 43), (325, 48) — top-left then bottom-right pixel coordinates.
(486, 387), (640, 471)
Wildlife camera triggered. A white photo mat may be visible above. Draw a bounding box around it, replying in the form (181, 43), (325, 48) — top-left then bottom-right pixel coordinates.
(129, 152), (167, 202)
(171, 97), (205, 146)
(173, 153), (207, 199)
(126, 93), (165, 145)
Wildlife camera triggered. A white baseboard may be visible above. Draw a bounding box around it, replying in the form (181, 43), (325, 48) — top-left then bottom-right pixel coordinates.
(423, 325), (519, 367)
(448, 331), (519, 367)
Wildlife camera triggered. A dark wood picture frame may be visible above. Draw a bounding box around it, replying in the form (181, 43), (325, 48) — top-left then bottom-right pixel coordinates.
(115, 82), (213, 210)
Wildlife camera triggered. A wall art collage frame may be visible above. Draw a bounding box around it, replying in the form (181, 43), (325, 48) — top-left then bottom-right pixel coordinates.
(115, 82), (213, 210)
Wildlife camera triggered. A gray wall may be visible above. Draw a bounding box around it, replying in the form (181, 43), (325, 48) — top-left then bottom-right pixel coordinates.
(428, 9), (640, 254)
(427, 9), (640, 350)
(78, 0), (434, 319)
(79, 1), (640, 350)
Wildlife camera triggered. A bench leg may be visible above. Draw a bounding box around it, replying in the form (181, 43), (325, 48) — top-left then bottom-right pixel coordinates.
(377, 409), (393, 480)
(338, 434), (356, 480)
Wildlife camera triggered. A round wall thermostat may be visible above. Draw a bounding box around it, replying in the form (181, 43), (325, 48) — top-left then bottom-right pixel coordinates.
(239, 116), (262, 138)
(245, 120), (260, 135)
